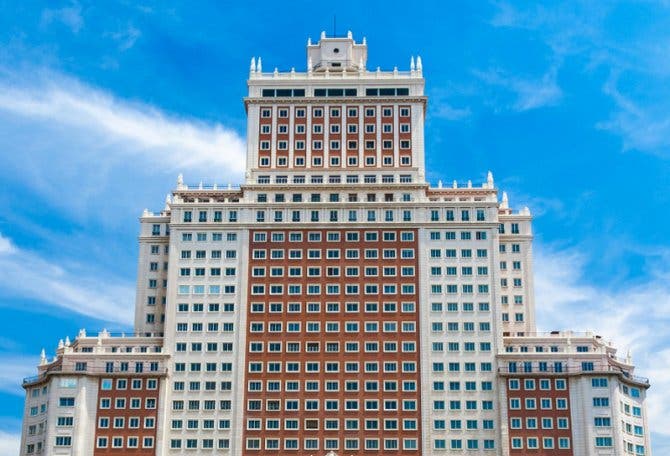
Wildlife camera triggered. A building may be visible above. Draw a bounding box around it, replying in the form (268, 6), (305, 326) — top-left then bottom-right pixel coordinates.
(20, 32), (651, 456)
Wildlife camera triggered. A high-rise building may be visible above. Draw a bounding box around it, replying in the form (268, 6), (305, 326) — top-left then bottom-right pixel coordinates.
(19, 32), (651, 456)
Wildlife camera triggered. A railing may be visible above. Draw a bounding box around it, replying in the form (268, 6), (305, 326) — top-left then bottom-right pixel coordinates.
(250, 69), (418, 80)
(498, 365), (649, 385)
(23, 367), (168, 385)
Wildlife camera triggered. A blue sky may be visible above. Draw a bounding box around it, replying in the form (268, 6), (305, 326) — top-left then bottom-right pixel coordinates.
(1, 0), (669, 453)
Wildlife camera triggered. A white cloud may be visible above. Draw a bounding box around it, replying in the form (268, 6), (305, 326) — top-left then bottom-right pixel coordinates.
(109, 24), (142, 51)
(0, 70), (246, 219)
(596, 75), (670, 156)
(474, 66), (562, 112)
(41, 3), (84, 34)
(0, 430), (20, 456)
(0, 233), (134, 325)
(0, 74), (246, 174)
(0, 357), (38, 396)
(534, 244), (670, 443)
(433, 103), (471, 121)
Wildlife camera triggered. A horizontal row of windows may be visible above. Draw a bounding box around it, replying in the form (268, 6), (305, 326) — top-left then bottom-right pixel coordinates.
(248, 320), (418, 333)
(430, 321), (492, 332)
(100, 378), (157, 390)
(429, 362), (493, 373)
(429, 248), (489, 258)
(177, 285), (235, 295)
(508, 378), (567, 390)
(260, 122), (410, 135)
(255, 173), (414, 184)
(168, 438), (229, 450)
(180, 232), (238, 241)
(246, 398), (417, 412)
(99, 397), (157, 409)
(253, 229), (413, 242)
(171, 418), (231, 429)
(251, 247), (416, 260)
(175, 322), (234, 332)
(178, 267), (236, 277)
(249, 301), (416, 314)
(248, 340), (416, 354)
(247, 360), (418, 374)
(431, 380), (494, 392)
(171, 399), (231, 411)
(429, 231), (491, 241)
(509, 397), (569, 410)
(509, 416), (569, 430)
(252, 230), (413, 242)
(429, 284), (491, 294)
(260, 140), (412, 152)
(430, 302), (490, 312)
(252, 208), (417, 223)
(259, 105), (410, 117)
(245, 417), (417, 431)
(244, 437), (418, 451)
(177, 303), (234, 313)
(250, 283), (417, 296)
(256, 209), (413, 223)
(429, 209), (486, 222)
(96, 436), (154, 450)
(175, 342), (233, 353)
(173, 381), (233, 392)
(430, 341), (494, 353)
(432, 400), (495, 411)
(510, 437), (570, 450)
(245, 379), (417, 393)
(432, 419), (497, 431)
(173, 362), (233, 373)
(97, 416), (155, 429)
(180, 250), (237, 259)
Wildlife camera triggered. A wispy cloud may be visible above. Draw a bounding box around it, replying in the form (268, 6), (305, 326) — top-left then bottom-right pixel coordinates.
(0, 70), (246, 218)
(0, 72), (246, 173)
(433, 103), (471, 121)
(597, 74), (670, 156)
(488, 1), (670, 158)
(0, 233), (134, 325)
(474, 66), (562, 112)
(0, 356), (38, 396)
(108, 24), (142, 51)
(41, 3), (84, 34)
(534, 244), (670, 441)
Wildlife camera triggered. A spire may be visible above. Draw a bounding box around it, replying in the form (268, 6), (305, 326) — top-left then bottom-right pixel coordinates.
(177, 173), (183, 186)
(321, 30), (326, 39)
(501, 191), (509, 209)
(438, 180), (443, 189)
(417, 55), (423, 72)
(307, 37), (312, 46)
(249, 57), (256, 74)
(487, 171), (494, 188)
(40, 349), (47, 365)
(164, 193), (172, 211)
(363, 36), (367, 45)
(65, 336), (71, 347)
(452, 180), (458, 188)
(347, 30), (352, 39)
(257, 57), (262, 73)
(410, 56), (415, 71)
